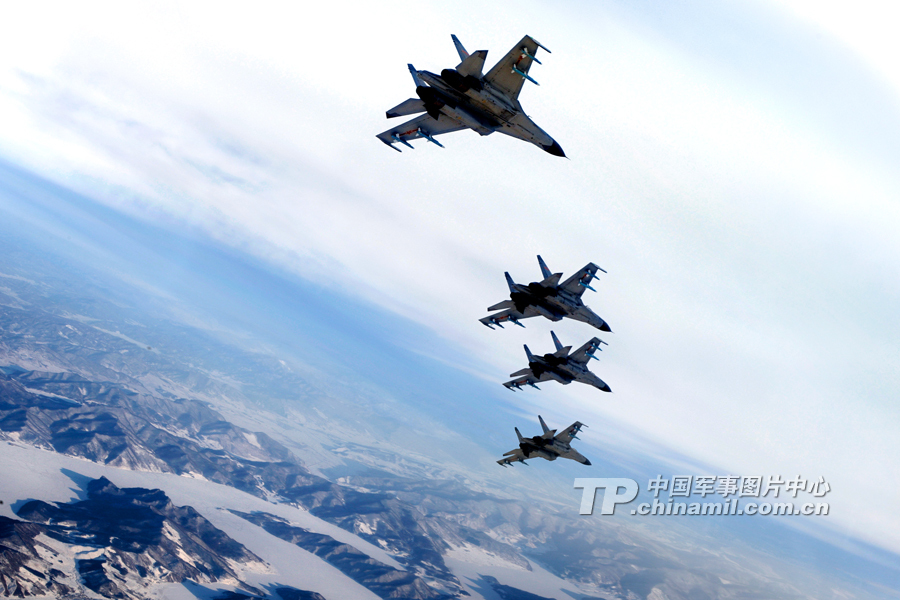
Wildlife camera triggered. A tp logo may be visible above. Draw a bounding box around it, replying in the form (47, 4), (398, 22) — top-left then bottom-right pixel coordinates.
(574, 478), (639, 515)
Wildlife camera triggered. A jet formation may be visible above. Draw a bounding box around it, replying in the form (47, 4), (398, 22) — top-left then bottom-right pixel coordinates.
(481, 255), (610, 332)
(504, 331), (611, 393)
(497, 416), (590, 467)
(375, 35), (611, 467)
(378, 34), (565, 156)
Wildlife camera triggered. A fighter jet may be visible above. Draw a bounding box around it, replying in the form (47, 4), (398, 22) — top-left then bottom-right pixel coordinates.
(497, 415), (590, 467)
(377, 34), (565, 156)
(480, 256), (611, 332)
(504, 331), (611, 392)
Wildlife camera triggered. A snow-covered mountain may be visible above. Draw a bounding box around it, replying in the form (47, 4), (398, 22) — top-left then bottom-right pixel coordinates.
(1, 476), (266, 598)
(1, 165), (898, 599)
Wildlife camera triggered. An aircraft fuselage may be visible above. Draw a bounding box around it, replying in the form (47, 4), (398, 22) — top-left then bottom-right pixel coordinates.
(510, 282), (585, 321)
(519, 436), (589, 464)
(528, 354), (584, 384)
(416, 69), (559, 151)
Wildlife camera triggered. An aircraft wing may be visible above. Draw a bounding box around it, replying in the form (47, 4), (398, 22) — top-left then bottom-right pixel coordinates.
(554, 421), (586, 445)
(569, 337), (605, 365)
(479, 305), (541, 328)
(484, 35), (545, 103)
(376, 113), (467, 150)
(497, 448), (527, 466)
(560, 263), (604, 297)
(503, 370), (549, 391)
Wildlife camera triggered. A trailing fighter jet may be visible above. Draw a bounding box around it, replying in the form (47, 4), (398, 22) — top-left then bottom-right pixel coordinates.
(497, 415), (590, 467)
(504, 331), (611, 392)
(480, 256), (611, 332)
(377, 34), (565, 156)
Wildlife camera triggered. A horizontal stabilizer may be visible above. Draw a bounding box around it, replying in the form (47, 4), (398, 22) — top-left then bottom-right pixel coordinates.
(539, 272), (562, 288)
(488, 299), (515, 311)
(387, 98), (426, 118)
(457, 50), (488, 78)
(509, 367), (532, 378)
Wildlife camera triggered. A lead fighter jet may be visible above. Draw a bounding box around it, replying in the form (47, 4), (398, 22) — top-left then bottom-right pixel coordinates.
(377, 34), (565, 156)
(480, 256), (611, 332)
(504, 331), (611, 392)
(498, 415), (590, 467)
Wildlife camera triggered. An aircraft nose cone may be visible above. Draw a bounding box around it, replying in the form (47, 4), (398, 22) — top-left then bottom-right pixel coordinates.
(542, 140), (566, 157)
(600, 323), (612, 333)
(583, 459), (592, 466)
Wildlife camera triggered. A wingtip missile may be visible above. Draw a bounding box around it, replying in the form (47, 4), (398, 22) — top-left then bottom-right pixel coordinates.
(532, 38), (551, 54)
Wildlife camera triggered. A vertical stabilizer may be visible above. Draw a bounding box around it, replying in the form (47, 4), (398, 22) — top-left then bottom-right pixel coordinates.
(451, 34), (469, 60)
(551, 331), (564, 352)
(408, 64), (425, 88)
(515, 427), (524, 442)
(505, 272), (517, 293)
(524, 344), (535, 362)
(539, 415), (550, 434)
(537, 255), (552, 279)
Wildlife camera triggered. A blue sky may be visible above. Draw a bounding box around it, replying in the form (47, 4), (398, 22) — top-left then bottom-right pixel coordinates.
(1, 0), (899, 557)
